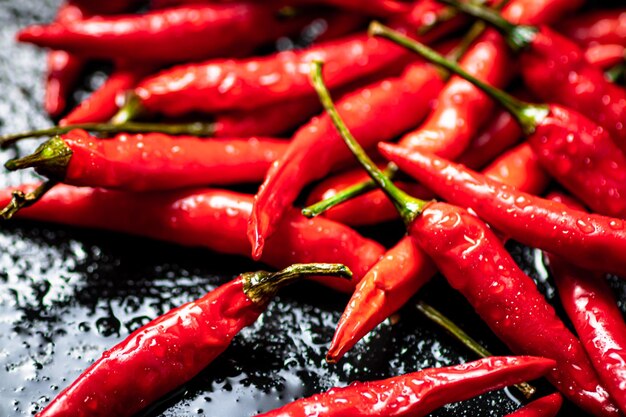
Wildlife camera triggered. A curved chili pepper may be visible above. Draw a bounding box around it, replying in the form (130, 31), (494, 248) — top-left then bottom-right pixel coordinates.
(374, 22), (626, 219)
(248, 61), (444, 259)
(442, 0), (626, 148)
(326, 141), (549, 362)
(256, 356), (555, 417)
(506, 393), (562, 417)
(61, 66), (151, 125)
(124, 33), (408, 118)
(4, 130), (288, 191)
(557, 8), (626, 47)
(45, 3), (85, 118)
(37, 263), (352, 417)
(585, 44), (626, 70)
(18, 3), (305, 64)
(544, 193), (626, 415)
(1, 185), (383, 293)
(311, 61), (618, 416)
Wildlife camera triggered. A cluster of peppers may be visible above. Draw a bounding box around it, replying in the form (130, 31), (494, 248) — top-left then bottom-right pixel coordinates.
(3, 0), (626, 416)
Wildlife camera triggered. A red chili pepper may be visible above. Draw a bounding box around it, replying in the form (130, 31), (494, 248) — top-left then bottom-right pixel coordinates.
(326, 141), (549, 362)
(126, 33), (408, 118)
(584, 44), (626, 71)
(18, 3), (306, 64)
(60, 66), (151, 125)
(506, 393), (563, 417)
(1, 185), (383, 293)
(375, 22), (626, 220)
(311, 60), (619, 416)
(544, 192), (626, 415)
(45, 3), (86, 118)
(256, 356), (555, 417)
(557, 9), (626, 47)
(248, 61), (444, 259)
(444, 0), (626, 149)
(4, 130), (288, 191)
(37, 263), (351, 417)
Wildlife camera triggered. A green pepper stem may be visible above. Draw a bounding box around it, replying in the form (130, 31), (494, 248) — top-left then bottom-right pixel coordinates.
(5, 136), (72, 179)
(415, 301), (536, 399)
(437, 0), (537, 51)
(0, 180), (57, 220)
(302, 164), (398, 218)
(310, 60), (429, 226)
(0, 121), (215, 148)
(606, 62), (625, 85)
(242, 263), (352, 304)
(369, 21), (549, 135)
(111, 93), (144, 124)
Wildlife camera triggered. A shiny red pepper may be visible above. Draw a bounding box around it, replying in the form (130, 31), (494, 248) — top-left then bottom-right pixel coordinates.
(129, 33), (408, 117)
(326, 141), (549, 362)
(374, 23), (626, 220)
(45, 3), (85, 118)
(0, 185), (384, 293)
(584, 44), (626, 71)
(545, 193), (626, 415)
(248, 61), (444, 259)
(506, 393), (562, 417)
(4, 130), (288, 191)
(37, 263), (351, 417)
(61, 66), (151, 125)
(256, 357), (556, 417)
(18, 3), (305, 64)
(557, 9), (626, 47)
(311, 62), (617, 416)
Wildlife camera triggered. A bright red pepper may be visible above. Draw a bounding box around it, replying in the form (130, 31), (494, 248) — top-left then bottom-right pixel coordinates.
(37, 263), (351, 417)
(375, 23), (626, 220)
(248, 61), (444, 259)
(61, 66), (151, 125)
(506, 393), (562, 417)
(584, 44), (626, 71)
(4, 130), (288, 191)
(256, 357), (556, 417)
(326, 141), (549, 362)
(557, 9), (626, 47)
(0, 185), (384, 293)
(545, 193), (626, 415)
(18, 3), (306, 64)
(45, 4), (86, 118)
(311, 62), (617, 417)
(129, 33), (408, 117)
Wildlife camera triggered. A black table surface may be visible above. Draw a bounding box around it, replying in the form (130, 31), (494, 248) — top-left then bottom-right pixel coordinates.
(0, 1), (620, 416)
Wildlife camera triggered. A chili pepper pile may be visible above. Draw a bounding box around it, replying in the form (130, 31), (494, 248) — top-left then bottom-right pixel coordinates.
(3, 0), (626, 416)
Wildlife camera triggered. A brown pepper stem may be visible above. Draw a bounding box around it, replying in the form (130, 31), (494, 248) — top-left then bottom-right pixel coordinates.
(242, 263), (352, 304)
(0, 181), (57, 220)
(5, 136), (72, 180)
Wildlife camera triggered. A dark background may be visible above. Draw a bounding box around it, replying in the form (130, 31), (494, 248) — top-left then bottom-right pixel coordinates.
(0, 1), (620, 416)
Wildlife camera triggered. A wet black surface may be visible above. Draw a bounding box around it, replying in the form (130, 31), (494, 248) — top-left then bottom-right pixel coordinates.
(0, 1), (619, 416)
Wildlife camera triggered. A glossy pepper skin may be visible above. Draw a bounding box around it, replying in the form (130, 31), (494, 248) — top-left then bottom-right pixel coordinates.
(18, 3), (303, 64)
(557, 9), (626, 47)
(249, 62), (444, 258)
(506, 393), (562, 417)
(584, 44), (626, 71)
(256, 356), (555, 417)
(379, 143), (626, 278)
(61, 66), (150, 125)
(410, 202), (618, 417)
(326, 141), (549, 362)
(38, 275), (266, 417)
(1, 185), (383, 293)
(37, 263), (351, 417)
(45, 3), (85, 118)
(519, 26), (626, 148)
(9, 130), (288, 191)
(133, 33), (407, 116)
(545, 193), (626, 414)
